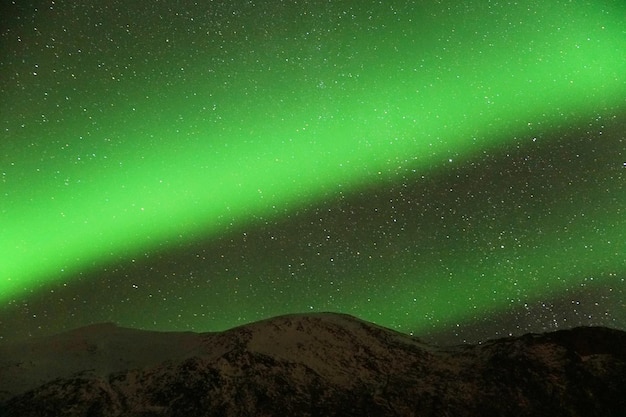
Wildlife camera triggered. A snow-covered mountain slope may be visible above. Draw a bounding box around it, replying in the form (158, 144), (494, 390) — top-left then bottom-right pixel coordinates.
(1, 313), (625, 417)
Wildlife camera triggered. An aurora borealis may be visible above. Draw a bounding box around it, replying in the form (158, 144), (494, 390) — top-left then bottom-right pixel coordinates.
(1, 0), (625, 344)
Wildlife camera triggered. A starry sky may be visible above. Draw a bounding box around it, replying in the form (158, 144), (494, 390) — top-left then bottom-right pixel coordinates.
(1, 0), (625, 345)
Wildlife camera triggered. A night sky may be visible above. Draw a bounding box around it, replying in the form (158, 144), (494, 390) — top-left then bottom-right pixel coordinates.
(1, 0), (625, 345)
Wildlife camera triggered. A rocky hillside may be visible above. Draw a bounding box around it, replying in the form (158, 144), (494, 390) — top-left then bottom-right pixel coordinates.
(1, 313), (625, 416)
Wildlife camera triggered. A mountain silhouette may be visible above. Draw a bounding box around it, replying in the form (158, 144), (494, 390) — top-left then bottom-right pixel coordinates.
(1, 312), (625, 416)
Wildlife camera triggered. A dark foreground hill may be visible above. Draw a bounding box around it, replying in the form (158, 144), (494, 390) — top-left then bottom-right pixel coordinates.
(1, 313), (625, 416)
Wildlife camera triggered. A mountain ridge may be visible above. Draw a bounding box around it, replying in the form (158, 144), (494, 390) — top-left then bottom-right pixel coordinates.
(1, 312), (625, 416)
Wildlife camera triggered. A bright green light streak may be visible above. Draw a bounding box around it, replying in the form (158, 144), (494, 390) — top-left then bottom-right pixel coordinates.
(1, 1), (625, 301)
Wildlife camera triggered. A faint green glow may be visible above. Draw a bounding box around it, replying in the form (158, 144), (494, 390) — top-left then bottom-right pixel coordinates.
(380, 203), (626, 335)
(1, 1), (625, 309)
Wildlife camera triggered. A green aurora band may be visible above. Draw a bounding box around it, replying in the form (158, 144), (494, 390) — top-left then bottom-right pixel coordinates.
(1, 1), (625, 334)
